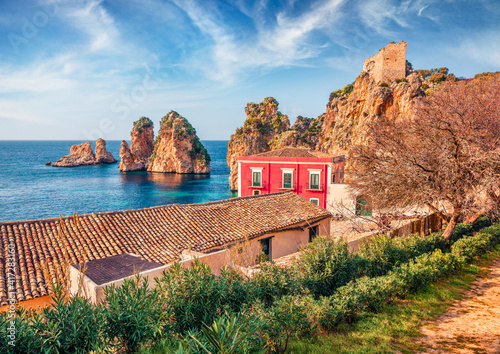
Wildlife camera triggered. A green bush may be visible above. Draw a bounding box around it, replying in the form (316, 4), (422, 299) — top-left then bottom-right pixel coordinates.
(0, 308), (44, 354)
(379, 82), (389, 87)
(256, 295), (317, 353)
(184, 312), (266, 354)
(451, 233), (492, 263)
(105, 275), (165, 353)
(359, 232), (445, 277)
(249, 261), (299, 307)
(295, 236), (363, 298)
(155, 260), (222, 333)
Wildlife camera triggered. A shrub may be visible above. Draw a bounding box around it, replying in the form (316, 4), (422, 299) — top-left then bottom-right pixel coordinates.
(105, 275), (165, 353)
(429, 72), (447, 83)
(396, 78), (408, 84)
(451, 233), (492, 263)
(155, 260), (222, 333)
(257, 295), (316, 353)
(249, 261), (299, 307)
(185, 312), (266, 354)
(379, 82), (389, 87)
(295, 237), (363, 298)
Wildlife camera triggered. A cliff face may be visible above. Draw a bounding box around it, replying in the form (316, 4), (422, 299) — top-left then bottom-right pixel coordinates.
(148, 111), (210, 174)
(274, 114), (324, 150)
(226, 97), (290, 190)
(119, 117), (154, 171)
(53, 140), (116, 167)
(318, 71), (423, 155)
(95, 138), (117, 164)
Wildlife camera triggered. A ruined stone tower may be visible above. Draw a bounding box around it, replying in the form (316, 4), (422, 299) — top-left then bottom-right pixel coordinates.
(363, 41), (407, 83)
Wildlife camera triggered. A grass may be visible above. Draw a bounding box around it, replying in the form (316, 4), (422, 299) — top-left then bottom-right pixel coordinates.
(287, 246), (500, 354)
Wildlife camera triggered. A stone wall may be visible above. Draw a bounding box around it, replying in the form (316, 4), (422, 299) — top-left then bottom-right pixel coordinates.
(363, 41), (407, 83)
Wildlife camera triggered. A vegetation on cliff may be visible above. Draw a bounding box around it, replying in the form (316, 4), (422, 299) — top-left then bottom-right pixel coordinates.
(132, 116), (154, 133)
(150, 110), (210, 165)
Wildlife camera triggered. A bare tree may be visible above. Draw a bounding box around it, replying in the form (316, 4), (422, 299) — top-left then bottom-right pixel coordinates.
(348, 75), (500, 239)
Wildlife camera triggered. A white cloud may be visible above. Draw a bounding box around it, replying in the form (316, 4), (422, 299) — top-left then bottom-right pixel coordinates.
(171, 0), (345, 82)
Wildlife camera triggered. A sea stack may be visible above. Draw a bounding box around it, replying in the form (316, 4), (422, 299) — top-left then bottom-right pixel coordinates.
(95, 138), (117, 164)
(119, 117), (155, 171)
(53, 140), (116, 167)
(226, 97), (290, 190)
(148, 111), (210, 174)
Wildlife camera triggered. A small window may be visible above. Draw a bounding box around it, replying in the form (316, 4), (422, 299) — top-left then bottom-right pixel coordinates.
(331, 174), (336, 184)
(310, 173), (320, 190)
(252, 171), (261, 187)
(310, 198), (319, 206)
(259, 237), (272, 261)
(355, 197), (372, 216)
(283, 172), (292, 189)
(253, 190), (261, 196)
(309, 225), (318, 242)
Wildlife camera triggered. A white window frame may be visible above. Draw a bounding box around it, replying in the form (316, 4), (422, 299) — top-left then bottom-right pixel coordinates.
(308, 169), (322, 190)
(253, 190), (261, 196)
(250, 167), (263, 187)
(310, 198), (320, 206)
(280, 168), (294, 189)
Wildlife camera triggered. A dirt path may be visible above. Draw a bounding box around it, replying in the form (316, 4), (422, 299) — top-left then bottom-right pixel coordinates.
(416, 257), (500, 353)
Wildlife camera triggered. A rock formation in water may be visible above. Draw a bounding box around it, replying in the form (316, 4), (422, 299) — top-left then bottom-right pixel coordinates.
(226, 97), (290, 190)
(119, 117), (155, 171)
(53, 140), (117, 167)
(148, 111), (210, 174)
(95, 138), (117, 164)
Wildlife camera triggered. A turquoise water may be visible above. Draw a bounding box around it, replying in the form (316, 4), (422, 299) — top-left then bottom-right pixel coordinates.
(0, 140), (232, 222)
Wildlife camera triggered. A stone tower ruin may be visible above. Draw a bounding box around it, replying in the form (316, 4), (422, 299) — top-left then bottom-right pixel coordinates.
(363, 41), (407, 83)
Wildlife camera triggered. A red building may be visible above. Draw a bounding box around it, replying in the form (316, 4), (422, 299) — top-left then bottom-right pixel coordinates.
(238, 148), (345, 209)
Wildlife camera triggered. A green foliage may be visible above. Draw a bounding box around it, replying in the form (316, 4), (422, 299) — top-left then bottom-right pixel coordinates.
(358, 232), (444, 277)
(429, 72), (447, 83)
(295, 236), (363, 298)
(184, 312), (266, 354)
(451, 233), (492, 263)
(249, 262), (299, 307)
(378, 82), (389, 87)
(133, 116), (154, 133)
(421, 83), (429, 90)
(329, 83), (354, 101)
(255, 295), (317, 353)
(395, 78), (408, 84)
(0, 285), (107, 354)
(105, 274), (165, 353)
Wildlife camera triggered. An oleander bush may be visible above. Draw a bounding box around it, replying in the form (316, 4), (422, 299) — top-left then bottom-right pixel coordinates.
(294, 236), (364, 298)
(105, 275), (165, 353)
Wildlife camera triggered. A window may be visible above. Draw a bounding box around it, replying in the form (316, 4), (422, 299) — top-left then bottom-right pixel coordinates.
(253, 190), (261, 196)
(310, 198), (319, 206)
(331, 174), (336, 184)
(283, 172), (292, 189)
(309, 225), (318, 242)
(355, 197), (372, 216)
(252, 171), (261, 187)
(310, 173), (320, 190)
(259, 237), (272, 261)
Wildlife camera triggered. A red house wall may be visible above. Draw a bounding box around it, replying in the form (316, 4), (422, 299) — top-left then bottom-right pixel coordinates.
(238, 156), (333, 208)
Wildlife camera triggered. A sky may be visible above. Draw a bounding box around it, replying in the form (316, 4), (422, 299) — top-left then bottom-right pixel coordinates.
(0, 0), (499, 141)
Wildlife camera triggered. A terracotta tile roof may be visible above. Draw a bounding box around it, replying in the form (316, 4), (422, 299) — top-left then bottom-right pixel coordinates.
(254, 148), (316, 158)
(254, 147), (337, 158)
(0, 192), (330, 305)
(75, 253), (164, 286)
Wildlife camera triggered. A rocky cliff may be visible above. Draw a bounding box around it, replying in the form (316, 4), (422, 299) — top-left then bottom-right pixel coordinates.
(119, 117), (154, 171)
(274, 114), (324, 150)
(53, 140), (116, 167)
(95, 138), (117, 164)
(317, 71), (424, 155)
(226, 97), (290, 190)
(148, 111), (210, 174)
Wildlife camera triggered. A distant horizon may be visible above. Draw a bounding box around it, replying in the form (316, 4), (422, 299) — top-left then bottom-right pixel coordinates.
(1, 0), (499, 140)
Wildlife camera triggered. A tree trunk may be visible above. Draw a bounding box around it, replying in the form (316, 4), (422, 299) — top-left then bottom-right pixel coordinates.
(442, 209), (461, 240)
(465, 210), (484, 224)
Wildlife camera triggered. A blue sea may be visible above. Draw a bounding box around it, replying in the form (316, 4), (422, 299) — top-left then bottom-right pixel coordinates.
(0, 140), (233, 222)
